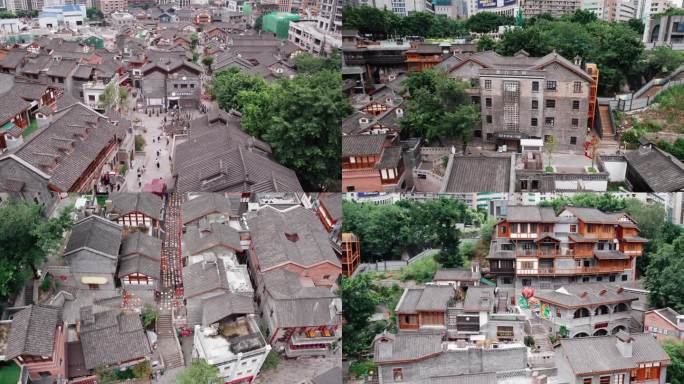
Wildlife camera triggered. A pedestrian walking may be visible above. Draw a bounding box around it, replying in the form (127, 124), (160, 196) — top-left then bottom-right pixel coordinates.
(156, 161), (160, 169)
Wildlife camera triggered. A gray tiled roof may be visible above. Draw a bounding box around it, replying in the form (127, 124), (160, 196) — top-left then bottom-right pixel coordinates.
(46, 58), (77, 78)
(319, 193), (342, 222)
(375, 146), (403, 169)
(183, 260), (229, 299)
(64, 215), (122, 259)
(535, 283), (637, 308)
(262, 269), (339, 328)
(182, 193), (242, 224)
(109, 192), (163, 221)
(6, 304), (61, 360)
(201, 292), (255, 326)
(559, 333), (670, 375)
(342, 134), (386, 157)
(173, 119), (301, 194)
(312, 367), (343, 384)
(429, 372), (497, 384)
(463, 287), (495, 312)
(11, 81), (50, 101)
(434, 268), (480, 282)
(0, 49), (26, 69)
(506, 206), (557, 223)
(373, 333), (443, 363)
(564, 207), (620, 224)
(247, 206), (341, 271)
(651, 307), (682, 328)
(118, 232), (162, 279)
(0, 93), (30, 125)
(183, 223), (242, 256)
(396, 286), (454, 313)
(79, 309), (151, 370)
(444, 155), (511, 193)
(624, 146), (684, 191)
(11, 103), (126, 191)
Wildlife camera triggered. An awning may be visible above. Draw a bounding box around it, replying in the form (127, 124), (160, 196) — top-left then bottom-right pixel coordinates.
(80, 276), (107, 285)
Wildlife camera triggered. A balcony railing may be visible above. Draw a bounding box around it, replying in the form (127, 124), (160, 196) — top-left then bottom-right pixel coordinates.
(290, 333), (337, 345)
(516, 264), (629, 276)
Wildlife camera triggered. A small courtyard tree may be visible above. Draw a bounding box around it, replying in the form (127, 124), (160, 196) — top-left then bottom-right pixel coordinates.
(543, 136), (557, 172)
(176, 359), (220, 384)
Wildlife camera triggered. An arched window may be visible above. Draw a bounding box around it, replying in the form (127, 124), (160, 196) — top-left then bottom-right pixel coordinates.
(573, 308), (590, 318)
(611, 325), (626, 335)
(595, 305), (609, 316)
(614, 303), (629, 313)
(574, 332), (589, 338)
(593, 329), (608, 336)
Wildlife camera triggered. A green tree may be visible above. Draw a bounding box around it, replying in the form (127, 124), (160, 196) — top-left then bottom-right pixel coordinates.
(176, 359), (220, 384)
(466, 12), (514, 33)
(294, 51), (341, 74)
(646, 233), (684, 312)
(339, 274), (380, 357)
(99, 82), (121, 111)
(646, 46), (684, 77)
(477, 35), (498, 52)
(342, 6), (400, 38)
(201, 56), (214, 74)
(663, 339), (684, 384)
(568, 9), (597, 24)
(142, 303), (159, 329)
(212, 68), (268, 112)
(0, 200), (72, 299)
(625, 18), (645, 35)
(132, 361), (151, 379)
(400, 69), (479, 145)
(239, 70), (351, 190)
(86, 7), (104, 20)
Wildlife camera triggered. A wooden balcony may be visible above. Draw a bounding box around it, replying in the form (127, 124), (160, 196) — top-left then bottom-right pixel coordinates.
(516, 264), (629, 276)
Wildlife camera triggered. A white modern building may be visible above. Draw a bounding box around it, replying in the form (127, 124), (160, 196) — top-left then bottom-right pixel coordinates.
(288, 20), (342, 54)
(468, 0), (519, 17)
(193, 315), (271, 384)
(582, 0), (636, 21)
(359, 0), (434, 15)
(38, 4), (86, 31)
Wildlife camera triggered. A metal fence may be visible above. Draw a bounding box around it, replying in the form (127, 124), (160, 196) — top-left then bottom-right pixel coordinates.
(613, 79), (684, 112)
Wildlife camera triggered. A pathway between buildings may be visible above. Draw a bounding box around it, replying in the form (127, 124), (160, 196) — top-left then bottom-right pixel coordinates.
(160, 193), (184, 311)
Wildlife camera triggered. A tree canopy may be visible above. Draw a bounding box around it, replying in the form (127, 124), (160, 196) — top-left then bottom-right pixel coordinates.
(342, 6), (471, 39)
(400, 69), (480, 146)
(0, 200), (72, 300)
(342, 197), (481, 264)
(176, 359), (220, 384)
(212, 56), (351, 190)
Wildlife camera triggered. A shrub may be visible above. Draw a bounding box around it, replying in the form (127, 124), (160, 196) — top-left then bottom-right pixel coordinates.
(524, 335), (536, 348)
(399, 256), (439, 283)
(349, 360), (376, 379)
(134, 135), (145, 151)
(142, 304), (159, 329)
(261, 350), (280, 371)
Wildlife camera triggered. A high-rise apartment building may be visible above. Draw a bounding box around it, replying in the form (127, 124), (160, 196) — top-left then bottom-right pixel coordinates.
(521, 0), (581, 18)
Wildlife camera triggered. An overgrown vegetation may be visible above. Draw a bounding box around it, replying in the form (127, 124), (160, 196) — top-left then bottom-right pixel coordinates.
(142, 303), (159, 329)
(399, 255), (439, 283)
(261, 350), (280, 371)
(176, 359), (220, 384)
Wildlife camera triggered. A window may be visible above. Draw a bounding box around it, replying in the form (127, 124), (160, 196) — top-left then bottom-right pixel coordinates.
(570, 224), (577, 232)
(546, 99), (556, 108)
(582, 378), (592, 384)
(532, 100), (538, 109)
(573, 81), (582, 93)
(346, 186), (355, 192)
(609, 275), (616, 282)
(582, 276), (590, 282)
(546, 81), (557, 91)
(502, 277), (512, 284)
(570, 137), (577, 145)
(599, 377), (610, 384)
(532, 81), (539, 92)
(621, 275), (628, 281)
(88, 95), (95, 101)
(393, 368), (404, 382)
(545, 117), (555, 127)
(471, 95), (481, 104)
(484, 80), (491, 89)
(485, 98), (492, 108)
(531, 118), (538, 127)
(572, 118), (579, 127)
(573, 100), (580, 110)
(486, 115), (492, 123)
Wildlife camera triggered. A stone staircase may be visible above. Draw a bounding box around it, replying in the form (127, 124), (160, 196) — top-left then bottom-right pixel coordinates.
(157, 311), (184, 369)
(599, 105), (613, 137)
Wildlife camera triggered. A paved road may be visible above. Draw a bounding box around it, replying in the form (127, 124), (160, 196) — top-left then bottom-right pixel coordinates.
(124, 108), (174, 192)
